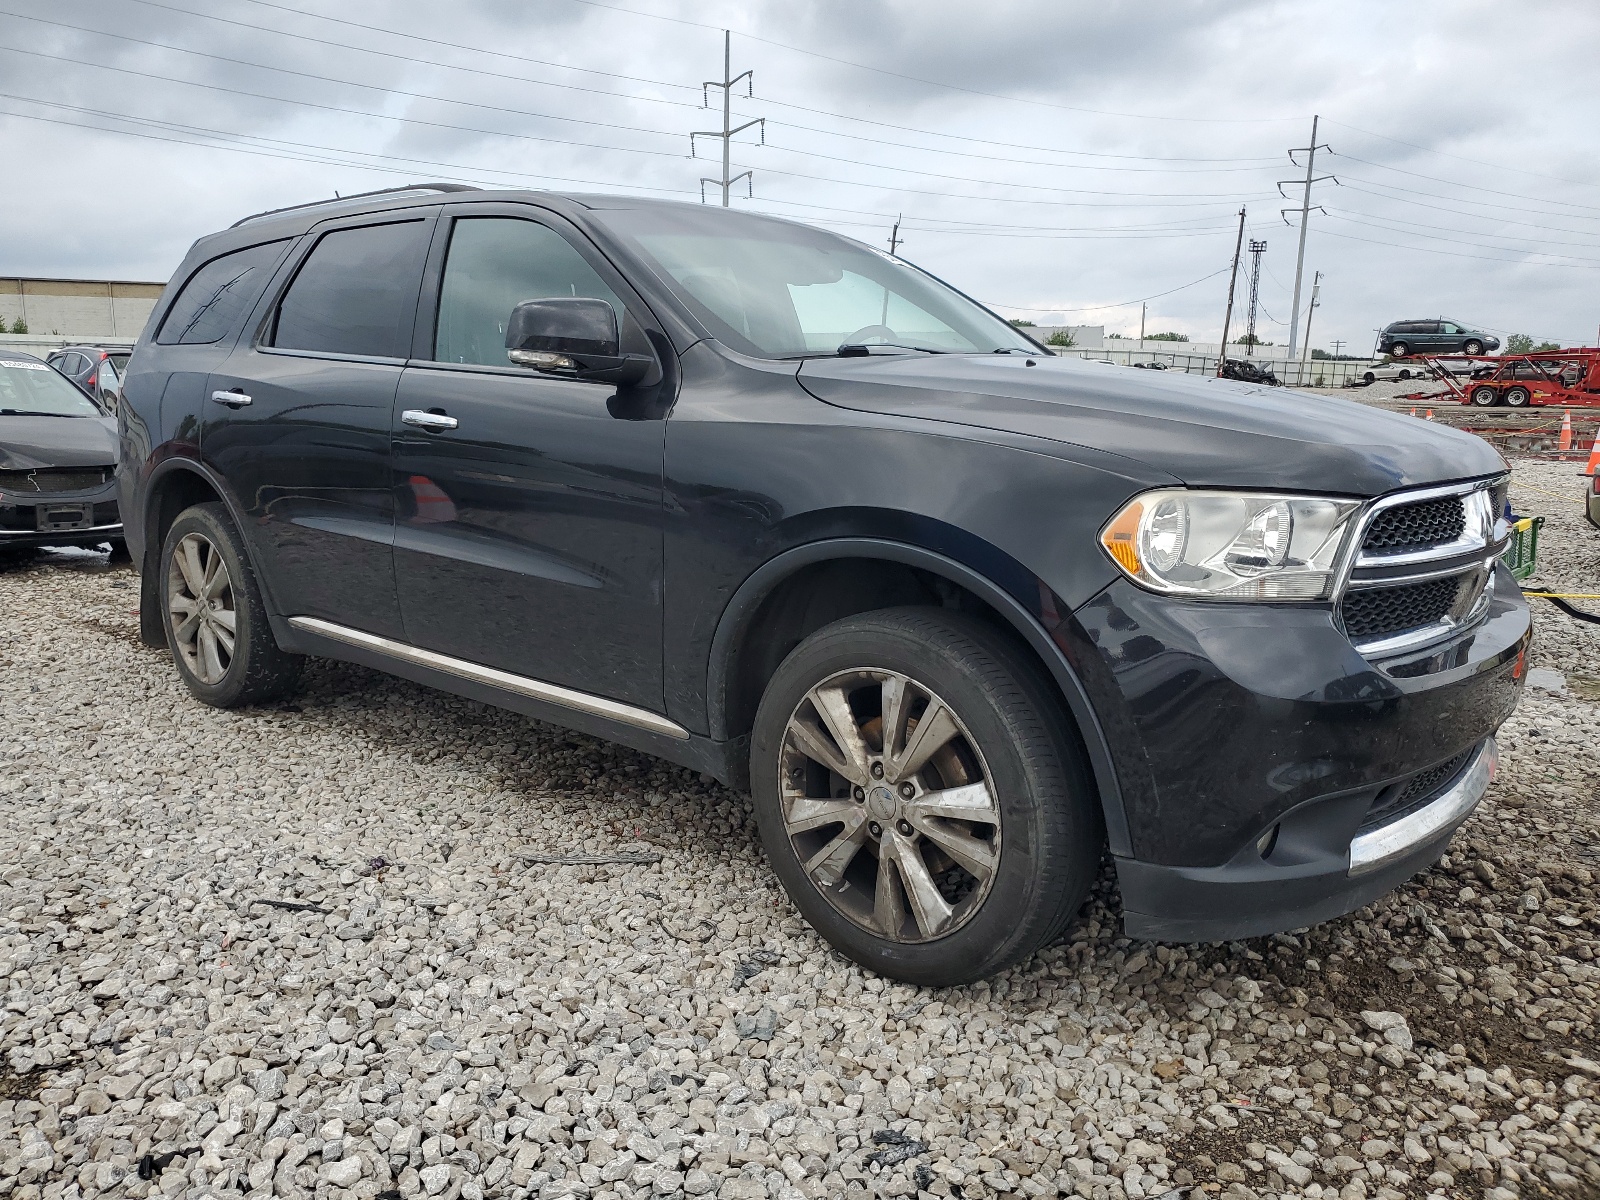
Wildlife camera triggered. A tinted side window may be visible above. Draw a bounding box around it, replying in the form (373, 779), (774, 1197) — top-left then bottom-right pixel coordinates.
(273, 221), (430, 359)
(432, 218), (622, 366)
(157, 240), (292, 345)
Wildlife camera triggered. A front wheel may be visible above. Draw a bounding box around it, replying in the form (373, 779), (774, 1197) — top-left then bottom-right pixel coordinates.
(750, 607), (1102, 986)
(1505, 386), (1531, 408)
(159, 502), (301, 707)
(1463, 340), (1484, 356)
(1470, 385), (1499, 407)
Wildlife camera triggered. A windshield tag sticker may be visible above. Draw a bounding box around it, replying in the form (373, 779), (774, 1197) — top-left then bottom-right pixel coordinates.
(0, 359), (49, 370)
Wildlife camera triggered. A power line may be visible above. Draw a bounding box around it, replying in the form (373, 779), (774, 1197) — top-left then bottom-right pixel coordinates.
(994, 266), (1234, 313)
(1331, 151), (1600, 215)
(558, 0), (1307, 125)
(1323, 118), (1600, 193)
(1314, 226), (1600, 271)
(157, 0), (1290, 169)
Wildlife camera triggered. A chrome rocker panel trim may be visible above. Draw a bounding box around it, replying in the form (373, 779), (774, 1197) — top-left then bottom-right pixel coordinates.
(1348, 737), (1495, 877)
(286, 615), (690, 741)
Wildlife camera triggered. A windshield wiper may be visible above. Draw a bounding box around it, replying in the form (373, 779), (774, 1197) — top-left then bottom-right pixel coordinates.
(836, 342), (945, 357)
(0, 409), (84, 417)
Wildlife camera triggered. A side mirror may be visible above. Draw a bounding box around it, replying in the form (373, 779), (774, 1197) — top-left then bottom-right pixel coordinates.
(504, 297), (652, 386)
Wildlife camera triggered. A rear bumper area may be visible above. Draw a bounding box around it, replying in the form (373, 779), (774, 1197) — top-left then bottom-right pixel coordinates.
(1118, 738), (1495, 941)
(0, 485), (122, 549)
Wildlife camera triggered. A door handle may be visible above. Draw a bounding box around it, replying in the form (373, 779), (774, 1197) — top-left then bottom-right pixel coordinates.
(210, 389), (252, 408)
(401, 409), (459, 431)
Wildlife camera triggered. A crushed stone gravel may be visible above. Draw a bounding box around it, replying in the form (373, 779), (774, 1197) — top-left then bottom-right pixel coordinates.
(1, 455), (1599, 1200)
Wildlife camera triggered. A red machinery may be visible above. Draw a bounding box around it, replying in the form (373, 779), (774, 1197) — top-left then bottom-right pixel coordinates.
(1400, 348), (1600, 408)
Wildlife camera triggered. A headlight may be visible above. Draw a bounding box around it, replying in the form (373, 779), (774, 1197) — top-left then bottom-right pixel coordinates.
(1100, 489), (1363, 600)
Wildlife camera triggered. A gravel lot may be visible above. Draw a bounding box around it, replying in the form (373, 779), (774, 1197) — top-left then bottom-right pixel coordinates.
(3, 456), (1600, 1200)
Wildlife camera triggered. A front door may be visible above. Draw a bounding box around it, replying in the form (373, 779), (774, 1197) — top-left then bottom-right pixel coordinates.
(391, 207), (671, 711)
(204, 212), (435, 639)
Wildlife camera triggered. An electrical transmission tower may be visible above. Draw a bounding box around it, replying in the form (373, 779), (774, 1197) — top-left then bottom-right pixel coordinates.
(1244, 239), (1266, 358)
(1280, 115), (1336, 360)
(691, 31), (765, 206)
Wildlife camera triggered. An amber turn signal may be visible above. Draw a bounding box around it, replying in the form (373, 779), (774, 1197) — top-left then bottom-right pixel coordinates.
(1100, 499), (1143, 575)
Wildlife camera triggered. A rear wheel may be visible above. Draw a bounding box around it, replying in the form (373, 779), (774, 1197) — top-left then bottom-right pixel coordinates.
(1470, 385), (1499, 407)
(1390, 341), (1410, 358)
(1464, 339), (1484, 356)
(159, 502), (300, 707)
(750, 607), (1102, 986)
(1505, 386), (1531, 408)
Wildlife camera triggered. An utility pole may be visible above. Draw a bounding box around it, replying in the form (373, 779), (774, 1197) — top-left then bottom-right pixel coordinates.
(1217, 207), (1246, 377)
(1300, 271), (1323, 361)
(1140, 302), (1146, 345)
(1281, 115), (1335, 360)
(1244, 239), (1266, 359)
(887, 214), (903, 257)
(690, 31), (765, 205)
(1332, 338), (1346, 359)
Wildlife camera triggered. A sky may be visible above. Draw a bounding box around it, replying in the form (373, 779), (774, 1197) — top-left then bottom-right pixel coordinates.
(2, 0), (1599, 355)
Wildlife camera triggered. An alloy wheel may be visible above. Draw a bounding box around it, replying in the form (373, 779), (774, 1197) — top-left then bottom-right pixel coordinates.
(167, 532), (237, 684)
(777, 668), (1000, 943)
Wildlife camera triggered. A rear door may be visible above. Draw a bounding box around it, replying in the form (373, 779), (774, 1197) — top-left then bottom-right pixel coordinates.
(390, 205), (671, 710)
(203, 211), (435, 639)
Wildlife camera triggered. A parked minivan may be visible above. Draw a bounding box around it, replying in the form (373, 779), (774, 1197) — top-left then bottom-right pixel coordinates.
(1377, 320), (1499, 358)
(119, 184), (1529, 985)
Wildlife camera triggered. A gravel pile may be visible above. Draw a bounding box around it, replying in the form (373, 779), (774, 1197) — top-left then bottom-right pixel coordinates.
(2, 462), (1598, 1200)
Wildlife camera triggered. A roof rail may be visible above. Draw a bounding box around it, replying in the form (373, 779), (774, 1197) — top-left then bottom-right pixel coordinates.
(229, 182), (481, 229)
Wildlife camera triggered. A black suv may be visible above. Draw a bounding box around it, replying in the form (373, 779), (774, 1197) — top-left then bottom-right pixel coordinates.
(1378, 319), (1499, 358)
(121, 185), (1529, 985)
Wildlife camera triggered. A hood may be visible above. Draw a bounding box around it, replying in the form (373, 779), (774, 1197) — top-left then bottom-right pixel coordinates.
(0, 414), (118, 471)
(798, 354), (1504, 496)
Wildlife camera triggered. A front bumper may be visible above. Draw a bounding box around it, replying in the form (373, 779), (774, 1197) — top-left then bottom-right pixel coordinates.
(0, 485), (122, 549)
(1118, 738), (1496, 941)
(1069, 564), (1529, 943)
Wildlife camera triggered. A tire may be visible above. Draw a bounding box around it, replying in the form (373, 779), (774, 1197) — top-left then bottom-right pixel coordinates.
(1505, 386), (1531, 408)
(749, 607), (1102, 986)
(159, 502), (301, 707)
(1390, 342), (1410, 358)
(1470, 386), (1499, 407)
(106, 539), (132, 564)
(1363, 371), (1375, 384)
(1398, 369), (1411, 381)
(1463, 340), (1484, 356)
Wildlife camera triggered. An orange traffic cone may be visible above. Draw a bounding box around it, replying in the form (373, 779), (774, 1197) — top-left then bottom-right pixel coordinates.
(1560, 410), (1574, 451)
(1409, 407), (1418, 417)
(1586, 434), (1600, 477)
(1425, 409), (1435, 421)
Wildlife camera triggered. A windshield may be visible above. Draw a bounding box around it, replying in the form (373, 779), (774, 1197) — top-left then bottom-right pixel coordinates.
(593, 205), (1038, 359)
(0, 358), (104, 416)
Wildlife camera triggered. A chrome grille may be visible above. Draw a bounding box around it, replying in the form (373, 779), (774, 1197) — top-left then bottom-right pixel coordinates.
(1340, 477), (1506, 656)
(1341, 576), (1462, 641)
(0, 466), (113, 493)
(1362, 496), (1464, 552)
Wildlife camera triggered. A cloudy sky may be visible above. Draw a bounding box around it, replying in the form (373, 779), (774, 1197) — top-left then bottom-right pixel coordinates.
(2, 0), (1597, 354)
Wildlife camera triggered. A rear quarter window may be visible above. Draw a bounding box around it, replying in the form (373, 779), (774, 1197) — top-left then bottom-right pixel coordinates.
(158, 240), (293, 346)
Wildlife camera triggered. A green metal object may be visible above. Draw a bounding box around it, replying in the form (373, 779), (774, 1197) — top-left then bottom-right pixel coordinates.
(1503, 515), (1543, 581)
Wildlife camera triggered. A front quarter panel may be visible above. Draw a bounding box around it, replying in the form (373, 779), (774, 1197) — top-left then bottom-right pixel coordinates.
(661, 342), (1171, 735)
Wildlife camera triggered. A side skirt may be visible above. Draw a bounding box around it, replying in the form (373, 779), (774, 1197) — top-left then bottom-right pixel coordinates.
(279, 615), (745, 784)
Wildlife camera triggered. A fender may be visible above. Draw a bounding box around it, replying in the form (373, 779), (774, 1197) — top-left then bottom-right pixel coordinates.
(706, 536), (1132, 855)
(136, 454), (289, 647)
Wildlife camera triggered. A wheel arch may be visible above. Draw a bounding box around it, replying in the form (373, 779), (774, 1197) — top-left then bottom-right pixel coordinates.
(136, 458), (265, 647)
(707, 537), (1131, 854)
